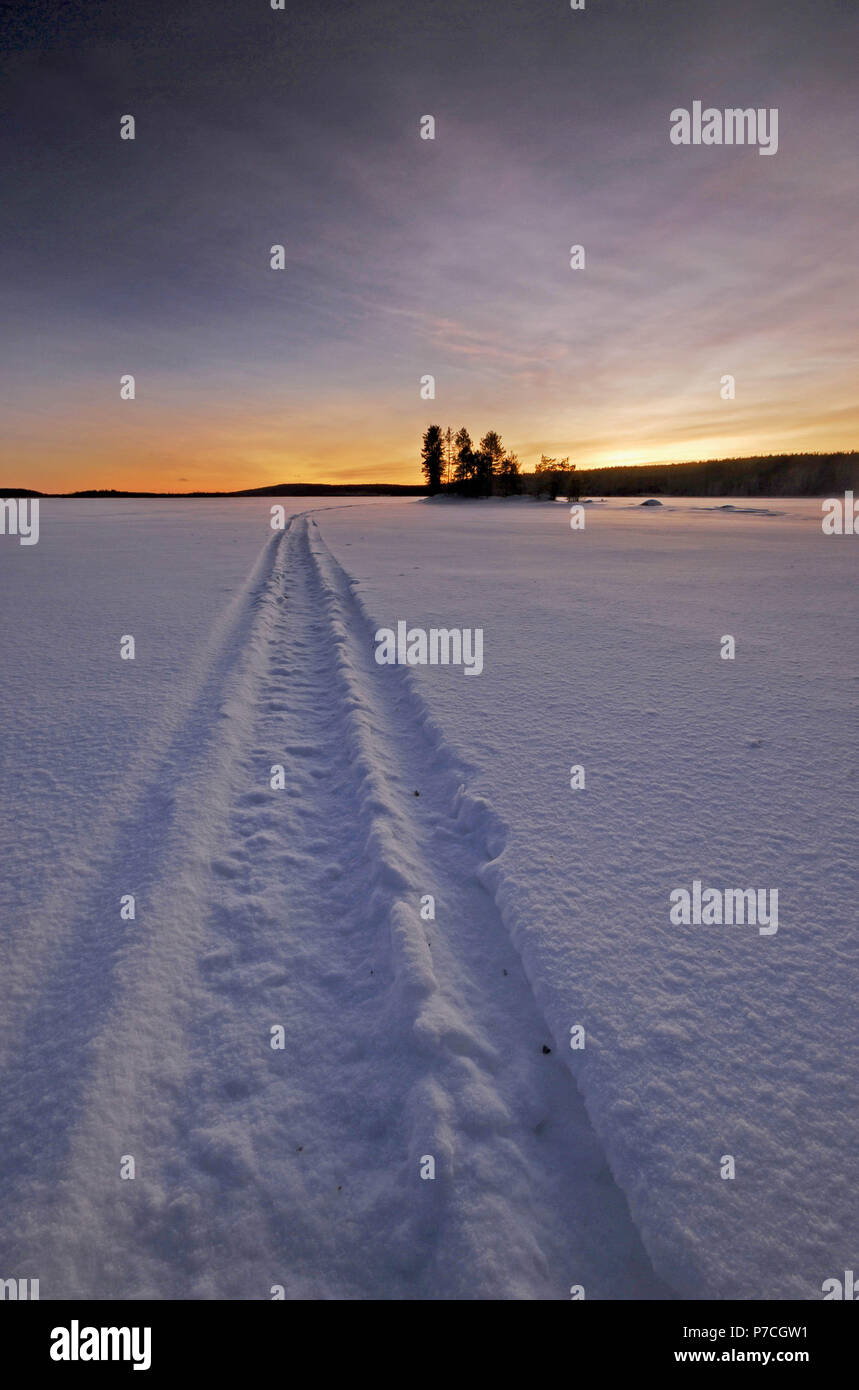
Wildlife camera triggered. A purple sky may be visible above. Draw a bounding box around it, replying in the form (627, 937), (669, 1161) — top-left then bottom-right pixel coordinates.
(1, 0), (856, 489)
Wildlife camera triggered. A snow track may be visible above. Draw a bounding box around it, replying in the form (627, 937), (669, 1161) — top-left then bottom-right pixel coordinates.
(0, 514), (670, 1300)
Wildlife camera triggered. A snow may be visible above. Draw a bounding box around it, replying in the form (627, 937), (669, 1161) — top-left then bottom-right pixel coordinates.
(0, 495), (855, 1299)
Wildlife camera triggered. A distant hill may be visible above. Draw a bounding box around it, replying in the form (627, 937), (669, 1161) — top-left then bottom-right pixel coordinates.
(0, 483), (425, 498)
(229, 483), (425, 497)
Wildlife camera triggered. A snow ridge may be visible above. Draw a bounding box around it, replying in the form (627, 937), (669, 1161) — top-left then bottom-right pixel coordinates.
(304, 516), (671, 1298)
(0, 518), (296, 1291)
(0, 524), (287, 1069)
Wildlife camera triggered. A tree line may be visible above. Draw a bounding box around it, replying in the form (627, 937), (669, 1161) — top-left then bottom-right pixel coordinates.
(572, 451), (859, 498)
(420, 425), (580, 499)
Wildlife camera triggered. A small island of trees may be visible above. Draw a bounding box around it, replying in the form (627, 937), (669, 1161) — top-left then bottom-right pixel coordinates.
(420, 425), (580, 500)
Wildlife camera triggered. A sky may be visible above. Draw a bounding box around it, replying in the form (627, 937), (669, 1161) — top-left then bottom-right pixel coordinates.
(0, 0), (856, 492)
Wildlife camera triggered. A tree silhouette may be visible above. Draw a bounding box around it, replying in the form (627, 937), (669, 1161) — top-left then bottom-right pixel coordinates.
(496, 452), (521, 496)
(423, 426), (577, 499)
(535, 454), (574, 500)
(453, 427), (478, 492)
(476, 431), (504, 496)
(421, 424), (444, 494)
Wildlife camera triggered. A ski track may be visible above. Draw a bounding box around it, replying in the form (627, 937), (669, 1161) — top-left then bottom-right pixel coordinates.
(0, 513), (671, 1300)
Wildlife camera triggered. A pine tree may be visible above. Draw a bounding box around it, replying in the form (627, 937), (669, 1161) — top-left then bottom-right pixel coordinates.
(497, 452), (521, 496)
(453, 427), (477, 491)
(477, 431), (504, 496)
(421, 424), (444, 494)
(443, 426), (453, 486)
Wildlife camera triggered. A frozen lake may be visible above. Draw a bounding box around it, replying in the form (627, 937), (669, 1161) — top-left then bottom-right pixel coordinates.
(0, 495), (855, 1298)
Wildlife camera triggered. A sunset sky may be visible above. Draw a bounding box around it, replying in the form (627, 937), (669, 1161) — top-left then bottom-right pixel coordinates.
(1, 0), (856, 492)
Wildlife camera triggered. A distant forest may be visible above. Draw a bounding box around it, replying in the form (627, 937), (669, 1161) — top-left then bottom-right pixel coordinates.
(421, 430), (859, 499)
(574, 451), (859, 498)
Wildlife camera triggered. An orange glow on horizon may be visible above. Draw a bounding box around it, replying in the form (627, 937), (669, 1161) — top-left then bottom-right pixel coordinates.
(6, 384), (859, 494)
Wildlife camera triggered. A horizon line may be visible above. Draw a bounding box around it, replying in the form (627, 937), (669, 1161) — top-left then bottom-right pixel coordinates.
(4, 448), (859, 499)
